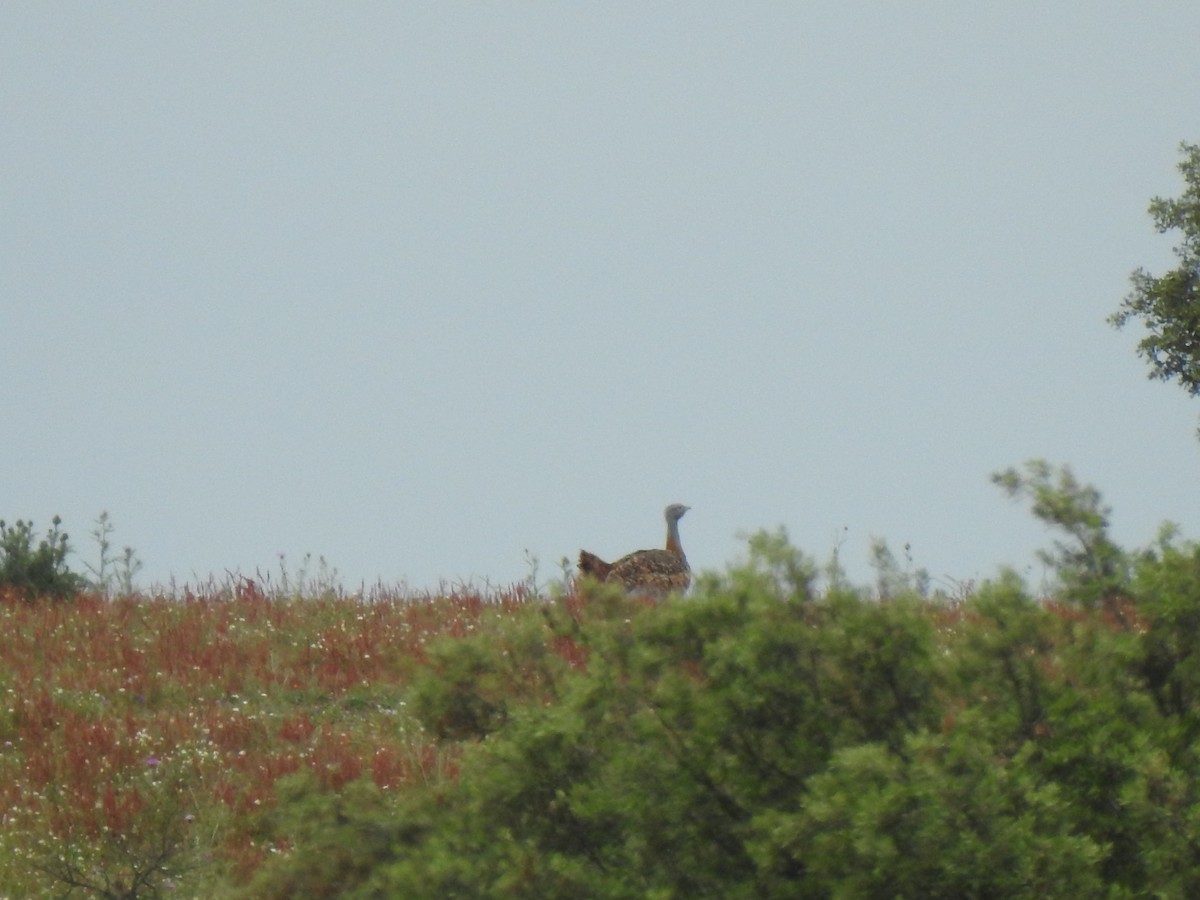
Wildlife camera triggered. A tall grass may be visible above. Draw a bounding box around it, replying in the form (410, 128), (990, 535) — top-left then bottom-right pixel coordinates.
(0, 578), (540, 896)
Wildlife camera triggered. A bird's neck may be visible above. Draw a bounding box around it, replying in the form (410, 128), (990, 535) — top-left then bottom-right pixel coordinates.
(665, 519), (685, 559)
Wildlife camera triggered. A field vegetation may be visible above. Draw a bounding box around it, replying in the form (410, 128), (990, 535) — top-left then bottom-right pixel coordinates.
(0, 556), (537, 897)
(5, 461), (1200, 897)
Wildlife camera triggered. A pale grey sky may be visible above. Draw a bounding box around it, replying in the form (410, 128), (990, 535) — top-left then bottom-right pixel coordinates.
(4, 4), (1200, 593)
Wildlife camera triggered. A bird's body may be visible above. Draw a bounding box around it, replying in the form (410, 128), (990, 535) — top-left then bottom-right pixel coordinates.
(578, 504), (691, 595)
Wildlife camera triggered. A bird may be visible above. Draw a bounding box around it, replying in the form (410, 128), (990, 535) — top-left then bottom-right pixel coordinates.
(578, 503), (691, 595)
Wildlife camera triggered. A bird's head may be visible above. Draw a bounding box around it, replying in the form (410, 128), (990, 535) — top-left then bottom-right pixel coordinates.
(664, 503), (690, 523)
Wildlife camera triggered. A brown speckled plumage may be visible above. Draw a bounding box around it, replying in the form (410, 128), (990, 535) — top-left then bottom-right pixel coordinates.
(578, 504), (691, 595)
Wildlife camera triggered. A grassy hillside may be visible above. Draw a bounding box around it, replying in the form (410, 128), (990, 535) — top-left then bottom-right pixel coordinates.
(5, 466), (1200, 897)
(0, 578), (538, 896)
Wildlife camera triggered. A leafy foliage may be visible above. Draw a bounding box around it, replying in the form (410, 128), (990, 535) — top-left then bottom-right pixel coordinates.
(0, 516), (86, 600)
(10, 474), (1200, 896)
(1110, 141), (1200, 399)
(992, 460), (1128, 606)
(246, 516), (1200, 898)
(790, 732), (1105, 898)
(1130, 534), (1200, 727)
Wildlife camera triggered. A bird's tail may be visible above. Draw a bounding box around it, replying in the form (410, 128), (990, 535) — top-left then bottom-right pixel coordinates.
(578, 549), (612, 580)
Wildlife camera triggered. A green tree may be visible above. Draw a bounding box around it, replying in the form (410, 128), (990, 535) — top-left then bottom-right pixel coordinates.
(1109, 141), (1200, 398)
(1129, 533), (1200, 725)
(992, 460), (1127, 607)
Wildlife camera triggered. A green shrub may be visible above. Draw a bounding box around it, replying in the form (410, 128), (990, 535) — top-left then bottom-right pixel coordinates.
(778, 732), (1105, 898)
(0, 516), (86, 600)
(1131, 536), (1200, 723)
(240, 773), (419, 900)
(254, 550), (948, 897)
(407, 604), (574, 741)
(992, 461), (1128, 607)
(243, 524), (1200, 898)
